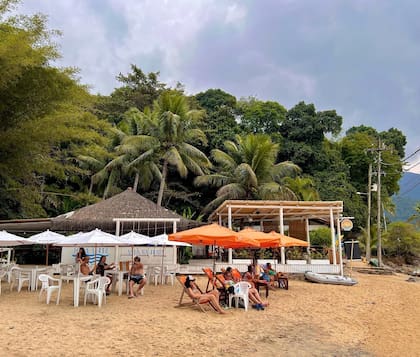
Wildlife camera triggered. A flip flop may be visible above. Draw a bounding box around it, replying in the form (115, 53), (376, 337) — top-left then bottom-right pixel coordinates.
(128, 295), (135, 299)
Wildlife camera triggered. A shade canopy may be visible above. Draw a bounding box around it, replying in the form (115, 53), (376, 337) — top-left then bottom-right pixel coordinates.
(116, 231), (155, 245)
(259, 231), (309, 248)
(151, 233), (191, 247)
(168, 223), (259, 248)
(27, 229), (65, 244)
(0, 230), (29, 246)
(54, 229), (129, 247)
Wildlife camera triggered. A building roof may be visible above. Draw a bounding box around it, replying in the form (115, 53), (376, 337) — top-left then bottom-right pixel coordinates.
(51, 188), (199, 234)
(0, 188), (201, 235)
(208, 199), (344, 226)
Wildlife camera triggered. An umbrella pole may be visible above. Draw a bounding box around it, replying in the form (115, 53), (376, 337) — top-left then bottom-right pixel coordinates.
(45, 244), (49, 266)
(160, 245), (165, 285)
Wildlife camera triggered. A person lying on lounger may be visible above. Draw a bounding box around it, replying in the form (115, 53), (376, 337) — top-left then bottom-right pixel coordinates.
(184, 275), (227, 314)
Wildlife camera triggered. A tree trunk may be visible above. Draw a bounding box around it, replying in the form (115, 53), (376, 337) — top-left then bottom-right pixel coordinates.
(157, 160), (168, 206)
(133, 172), (139, 192)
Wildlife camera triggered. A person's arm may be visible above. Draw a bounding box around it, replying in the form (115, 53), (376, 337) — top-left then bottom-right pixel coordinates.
(187, 287), (201, 300)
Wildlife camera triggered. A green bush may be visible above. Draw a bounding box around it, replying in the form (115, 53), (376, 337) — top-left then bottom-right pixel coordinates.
(310, 227), (332, 247)
(382, 221), (420, 264)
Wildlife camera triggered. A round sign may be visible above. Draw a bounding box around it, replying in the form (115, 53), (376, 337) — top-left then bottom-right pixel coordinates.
(341, 219), (353, 231)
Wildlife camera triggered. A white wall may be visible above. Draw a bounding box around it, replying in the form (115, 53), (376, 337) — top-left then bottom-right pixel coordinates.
(61, 246), (176, 265)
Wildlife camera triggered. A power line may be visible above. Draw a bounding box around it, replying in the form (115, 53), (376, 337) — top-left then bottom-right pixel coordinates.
(405, 161), (420, 171)
(404, 147), (420, 161)
(399, 178), (420, 196)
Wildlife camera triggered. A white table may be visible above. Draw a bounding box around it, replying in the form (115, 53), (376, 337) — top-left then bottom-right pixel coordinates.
(105, 270), (129, 296)
(61, 274), (92, 307)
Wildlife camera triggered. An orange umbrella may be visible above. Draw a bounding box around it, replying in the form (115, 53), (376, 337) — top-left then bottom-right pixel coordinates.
(168, 223), (259, 248)
(259, 231), (309, 248)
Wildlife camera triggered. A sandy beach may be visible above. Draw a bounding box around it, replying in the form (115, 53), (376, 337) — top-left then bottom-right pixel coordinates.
(0, 269), (419, 357)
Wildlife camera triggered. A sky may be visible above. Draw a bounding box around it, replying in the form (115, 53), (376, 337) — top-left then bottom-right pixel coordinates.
(16, 0), (420, 173)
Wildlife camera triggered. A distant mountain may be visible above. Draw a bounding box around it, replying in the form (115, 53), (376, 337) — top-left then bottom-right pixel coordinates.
(390, 172), (420, 222)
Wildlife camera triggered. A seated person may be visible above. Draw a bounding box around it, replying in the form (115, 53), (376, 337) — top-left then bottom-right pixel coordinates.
(184, 275), (227, 314)
(95, 255), (115, 295)
(222, 267), (238, 294)
(128, 256), (147, 298)
(80, 256), (93, 276)
(75, 247), (87, 263)
(242, 265), (269, 310)
(264, 263), (279, 289)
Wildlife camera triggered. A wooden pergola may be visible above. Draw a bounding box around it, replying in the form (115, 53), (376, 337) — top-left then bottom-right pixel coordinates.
(208, 200), (344, 274)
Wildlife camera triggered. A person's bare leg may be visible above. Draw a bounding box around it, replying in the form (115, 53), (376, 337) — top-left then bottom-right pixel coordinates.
(136, 278), (146, 296)
(128, 280), (135, 298)
(208, 295), (227, 314)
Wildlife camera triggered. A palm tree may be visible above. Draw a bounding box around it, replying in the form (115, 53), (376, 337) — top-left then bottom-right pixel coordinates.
(119, 91), (211, 206)
(194, 134), (303, 213)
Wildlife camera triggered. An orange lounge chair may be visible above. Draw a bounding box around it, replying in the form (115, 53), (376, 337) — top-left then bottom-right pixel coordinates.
(202, 267), (223, 292)
(176, 275), (217, 313)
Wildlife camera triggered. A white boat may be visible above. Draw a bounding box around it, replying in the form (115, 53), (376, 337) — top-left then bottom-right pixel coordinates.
(304, 271), (357, 286)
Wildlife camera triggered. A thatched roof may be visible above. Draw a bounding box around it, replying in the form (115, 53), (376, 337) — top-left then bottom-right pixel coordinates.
(51, 188), (201, 234)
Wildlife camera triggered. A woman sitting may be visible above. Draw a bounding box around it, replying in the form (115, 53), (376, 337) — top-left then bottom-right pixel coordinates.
(184, 275), (227, 314)
(95, 255), (115, 295)
(242, 265), (269, 310)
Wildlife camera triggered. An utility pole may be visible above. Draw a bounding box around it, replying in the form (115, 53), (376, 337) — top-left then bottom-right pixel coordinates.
(367, 139), (387, 267)
(377, 141), (382, 267)
(366, 163), (372, 261)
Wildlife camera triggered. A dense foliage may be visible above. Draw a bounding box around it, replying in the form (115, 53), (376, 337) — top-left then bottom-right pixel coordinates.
(0, 1), (418, 259)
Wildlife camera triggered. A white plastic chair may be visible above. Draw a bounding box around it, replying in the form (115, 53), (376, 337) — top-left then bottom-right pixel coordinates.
(84, 276), (110, 307)
(228, 281), (251, 311)
(163, 265), (178, 286)
(10, 267), (31, 292)
(151, 266), (162, 286)
(38, 274), (62, 305)
(0, 269), (7, 295)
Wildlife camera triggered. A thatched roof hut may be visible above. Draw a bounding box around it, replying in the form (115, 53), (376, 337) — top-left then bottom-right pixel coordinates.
(50, 188), (201, 235)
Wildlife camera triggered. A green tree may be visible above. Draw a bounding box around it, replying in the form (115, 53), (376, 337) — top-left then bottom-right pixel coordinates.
(279, 101), (343, 174)
(0, 1), (113, 218)
(94, 65), (167, 125)
(119, 91), (211, 206)
(382, 221), (420, 263)
(237, 97), (286, 137)
(195, 134), (302, 213)
(195, 89), (240, 151)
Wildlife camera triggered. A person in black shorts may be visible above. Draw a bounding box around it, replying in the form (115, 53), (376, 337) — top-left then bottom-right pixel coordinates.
(128, 256), (147, 298)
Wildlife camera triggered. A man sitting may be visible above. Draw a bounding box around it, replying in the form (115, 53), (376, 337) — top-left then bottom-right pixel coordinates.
(128, 256), (147, 298)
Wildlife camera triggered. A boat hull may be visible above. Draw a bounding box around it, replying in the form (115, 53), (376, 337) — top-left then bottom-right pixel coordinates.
(304, 271), (357, 286)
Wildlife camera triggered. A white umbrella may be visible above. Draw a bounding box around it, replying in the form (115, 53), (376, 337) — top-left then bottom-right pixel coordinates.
(28, 229), (66, 265)
(0, 230), (29, 246)
(150, 233), (191, 284)
(150, 233), (192, 247)
(117, 231), (155, 245)
(55, 229), (130, 265)
(116, 231), (155, 261)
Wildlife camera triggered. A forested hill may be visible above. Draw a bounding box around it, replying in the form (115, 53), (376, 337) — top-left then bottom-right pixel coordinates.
(391, 172), (420, 221)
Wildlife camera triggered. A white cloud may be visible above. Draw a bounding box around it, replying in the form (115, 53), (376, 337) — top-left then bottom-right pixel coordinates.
(224, 3), (247, 26)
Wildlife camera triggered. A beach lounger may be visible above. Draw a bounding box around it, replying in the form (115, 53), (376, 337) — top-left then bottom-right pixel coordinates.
(176, 275), (216, 313)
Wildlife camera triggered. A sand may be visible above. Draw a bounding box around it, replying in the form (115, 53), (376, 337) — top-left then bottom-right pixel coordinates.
(0, 269), (419, 357)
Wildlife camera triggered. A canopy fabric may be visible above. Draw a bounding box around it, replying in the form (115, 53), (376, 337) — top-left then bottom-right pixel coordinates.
(27, 229), (66, 265)
(0, 230), (29, 246)
(150, 233), (191, 247)
(27, 229), (65, 244)
(260, 231), (309, 248)
(117, 231), (155, 245)
(54, 229), (129, 247)
(168, 223), (259, 248)
(237, 227), (308, 248)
